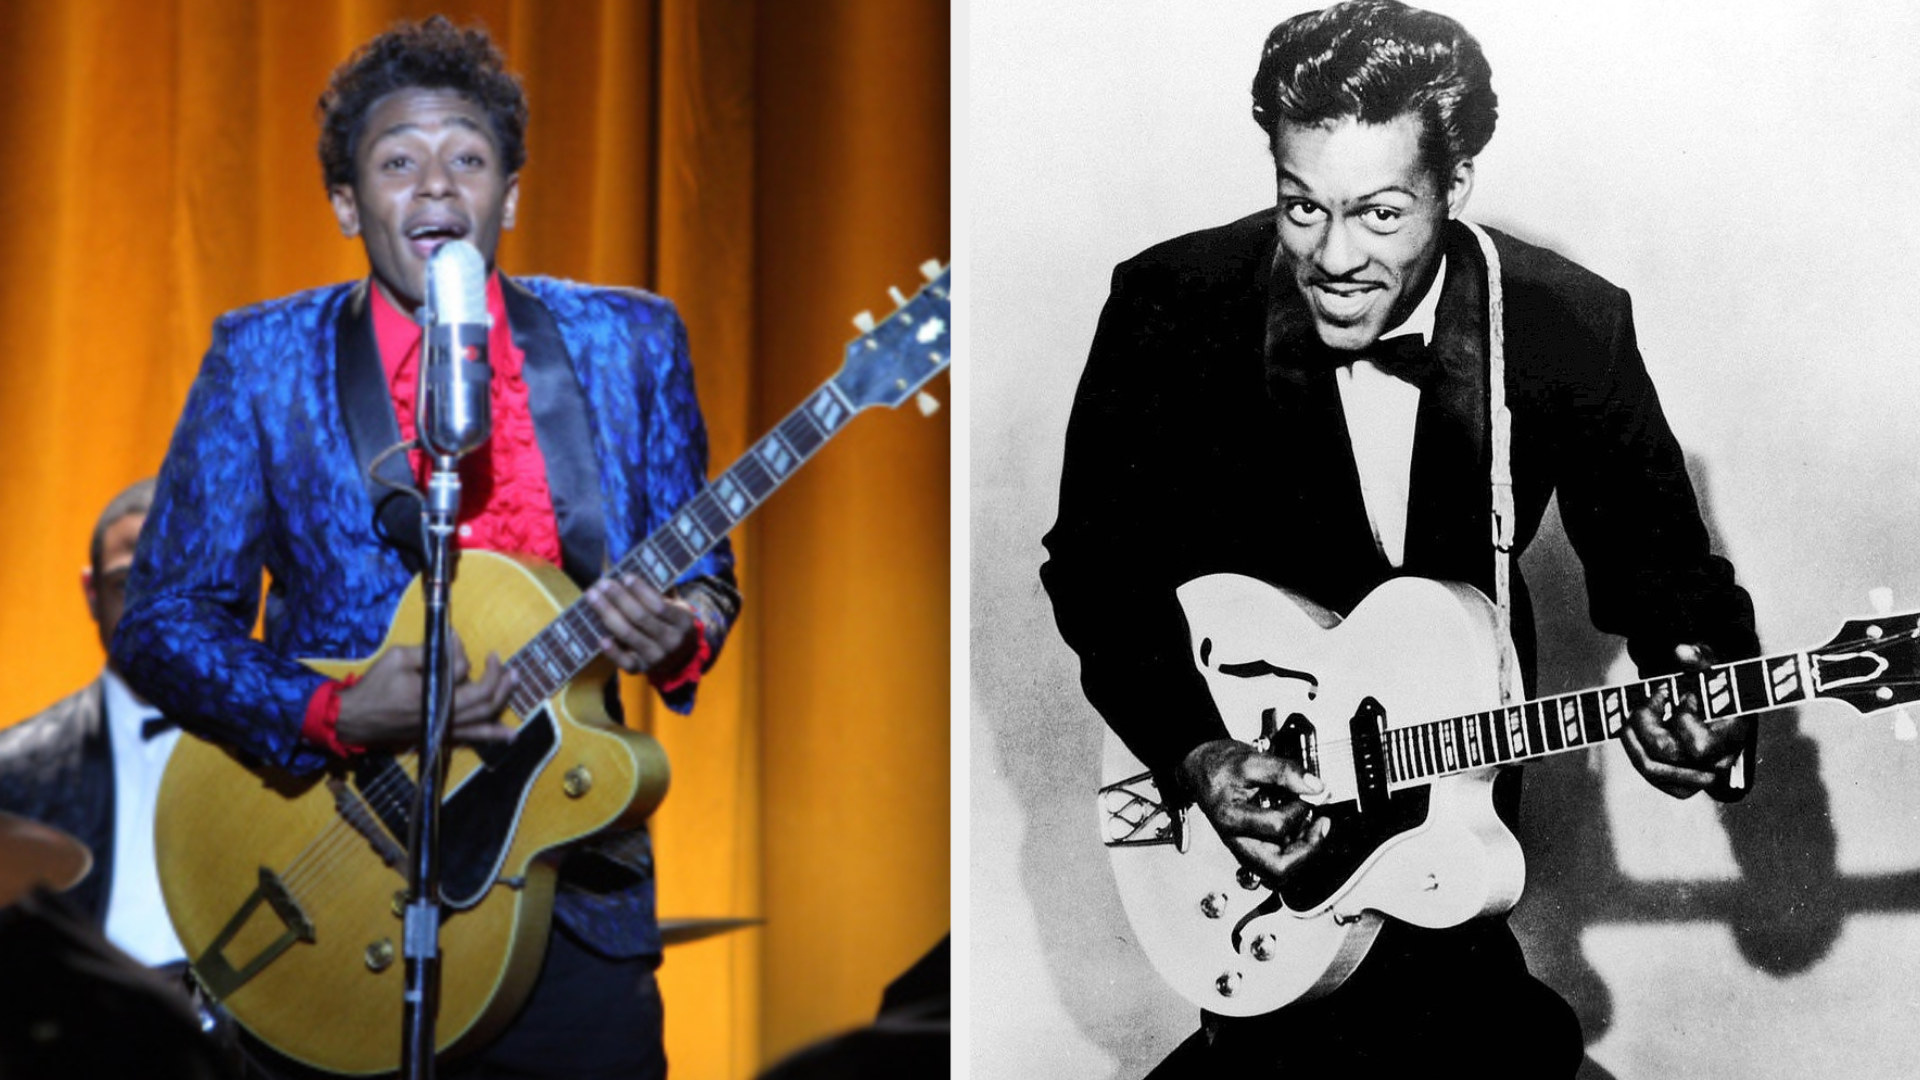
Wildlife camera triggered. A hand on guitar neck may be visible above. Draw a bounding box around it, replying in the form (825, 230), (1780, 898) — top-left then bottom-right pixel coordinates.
(1178, 738), (1334, 886)
(335, 575), (700, 748)
(1620, 642), (1753, 799)
(581, 574), (702, 678)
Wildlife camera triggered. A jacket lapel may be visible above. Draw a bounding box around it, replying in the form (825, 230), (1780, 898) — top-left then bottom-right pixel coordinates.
(333, 281), (427, 573)
(1403, 221), (1492, 585)
(503, 278), (607, 588)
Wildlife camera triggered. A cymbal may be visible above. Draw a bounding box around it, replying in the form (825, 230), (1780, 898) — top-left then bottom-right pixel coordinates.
(0, 812), (92, 907)
(659, 916), (760, 946)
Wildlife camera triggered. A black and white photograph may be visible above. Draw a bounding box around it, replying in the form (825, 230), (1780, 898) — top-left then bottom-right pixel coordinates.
(972, 2), (1920, 1077)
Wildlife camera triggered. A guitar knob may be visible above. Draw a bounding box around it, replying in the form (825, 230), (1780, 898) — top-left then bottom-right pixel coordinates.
(1249, 934), (1278, 962)
(1236, 868), (1264, 891)
(564, 766), (593, 798)
(365, 939), (395, 973)
(1215, 971), (1243, 998)
(1199, 891), (1230, 919)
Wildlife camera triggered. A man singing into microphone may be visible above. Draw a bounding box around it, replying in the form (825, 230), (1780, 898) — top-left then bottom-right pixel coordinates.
(112, 17), (735, 1078)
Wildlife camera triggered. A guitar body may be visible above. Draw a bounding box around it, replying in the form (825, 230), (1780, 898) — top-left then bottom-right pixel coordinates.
(156, 550), (669, 1075)
(1100, 575), (1526, 1017)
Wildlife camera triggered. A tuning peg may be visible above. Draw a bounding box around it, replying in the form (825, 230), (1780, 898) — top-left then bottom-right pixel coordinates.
(920, 259), (943, 281)
(852, 310), (876, 333)
(1895, 708), (1918, 742)
(1872, 586), (1895, 616)
(889, 286), (909, 307)
(916, 391), (941, 417)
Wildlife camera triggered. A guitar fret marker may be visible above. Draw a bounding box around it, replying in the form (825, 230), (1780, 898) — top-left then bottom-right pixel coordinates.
(674, 513), (709, 551)
(714, 475), (750, 517)
(640, 546), (671, 586)
(1602, 691), (1626, 735)
(808, 388), (849, 430)
(759, 437), (795, 476)
(1770, 658), (1801, 703)
(1704, 670), (1733, 717)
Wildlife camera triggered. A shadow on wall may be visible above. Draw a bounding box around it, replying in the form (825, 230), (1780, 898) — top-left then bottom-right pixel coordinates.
(1510, 452), (1920, 1079)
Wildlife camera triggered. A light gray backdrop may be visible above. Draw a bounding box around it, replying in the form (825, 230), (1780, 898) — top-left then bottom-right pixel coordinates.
(969, 2), (1920, 1077)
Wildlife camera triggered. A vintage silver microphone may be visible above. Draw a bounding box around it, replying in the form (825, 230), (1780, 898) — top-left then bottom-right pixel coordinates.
(403, 237), (492, 1080)
(418, 239), (492, 459)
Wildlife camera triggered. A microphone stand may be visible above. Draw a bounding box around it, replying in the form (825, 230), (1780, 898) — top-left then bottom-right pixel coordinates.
(398, 242), (491, 1080)
(400, 450), (462, 1080)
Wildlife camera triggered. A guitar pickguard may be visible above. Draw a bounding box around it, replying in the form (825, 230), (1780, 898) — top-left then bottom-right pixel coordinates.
(348, 706), (560, 910)
(1277, 786), (1432, 911)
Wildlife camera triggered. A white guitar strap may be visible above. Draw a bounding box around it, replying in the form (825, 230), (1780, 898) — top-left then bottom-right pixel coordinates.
(1461, 220), (1518, 706)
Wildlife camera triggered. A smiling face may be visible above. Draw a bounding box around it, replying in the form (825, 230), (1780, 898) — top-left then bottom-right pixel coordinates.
(1274, 113), (1472, 352)
(329, 87), (520, 314)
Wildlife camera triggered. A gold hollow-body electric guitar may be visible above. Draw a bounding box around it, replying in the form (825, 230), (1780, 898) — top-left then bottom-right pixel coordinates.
(1099, 573), (1920, 1018)
(155, 264), (949, 1076)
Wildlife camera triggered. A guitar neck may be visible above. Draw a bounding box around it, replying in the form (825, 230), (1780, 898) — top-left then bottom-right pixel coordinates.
(499, 380), (861, 716)
(1386, 650), (1823, 784)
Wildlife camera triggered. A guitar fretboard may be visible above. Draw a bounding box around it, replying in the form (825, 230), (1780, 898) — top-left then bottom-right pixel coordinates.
(499, 381), (860, 717)
(1381, 651), (1815, 785)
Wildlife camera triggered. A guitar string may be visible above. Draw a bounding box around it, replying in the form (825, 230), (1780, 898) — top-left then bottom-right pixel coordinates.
(278, 750), (423, 903)
(276, 659), (572, 909)
(271, 604), (615, 908)
(273, 628), (568, 903)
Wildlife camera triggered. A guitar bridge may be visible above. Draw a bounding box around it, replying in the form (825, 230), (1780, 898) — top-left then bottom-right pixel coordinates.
(193, 867), (317, 1003)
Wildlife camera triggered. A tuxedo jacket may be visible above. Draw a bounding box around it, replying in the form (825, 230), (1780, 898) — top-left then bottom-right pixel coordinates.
(1041, 212), (1758, 791)
(0, 681), (114, 925)
(112, 276), (737, 957)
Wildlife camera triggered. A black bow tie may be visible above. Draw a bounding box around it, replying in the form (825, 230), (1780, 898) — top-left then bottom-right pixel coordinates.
(1357, 333), (1435, 388)
(140, 716), (178, 741)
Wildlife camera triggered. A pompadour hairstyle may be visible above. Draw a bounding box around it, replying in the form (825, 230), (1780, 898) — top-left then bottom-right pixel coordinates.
(91, 478), (155, 576)
(1251, 0), (1498, 176)
(316, 15), (528, 190)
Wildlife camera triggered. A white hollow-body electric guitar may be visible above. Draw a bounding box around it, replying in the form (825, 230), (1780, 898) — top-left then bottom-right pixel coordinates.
(1098, 574), (1920, 1017)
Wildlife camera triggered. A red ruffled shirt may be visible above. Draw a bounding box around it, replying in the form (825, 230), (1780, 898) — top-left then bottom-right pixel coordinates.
(301, 274), (705, 755)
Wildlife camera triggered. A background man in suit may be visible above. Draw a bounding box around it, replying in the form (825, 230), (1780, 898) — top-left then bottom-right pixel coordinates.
(112, 17), (736, 1079)
(1041, 2), (1758, 1074)
(0, 478), (185, 969)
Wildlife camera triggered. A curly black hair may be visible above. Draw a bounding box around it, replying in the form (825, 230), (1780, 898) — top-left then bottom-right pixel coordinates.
(316, 15), (528, 190)
(1251, 0), (1497, 178)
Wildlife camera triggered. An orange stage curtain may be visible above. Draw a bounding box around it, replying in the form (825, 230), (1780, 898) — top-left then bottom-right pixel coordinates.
(0, 1), (950, 1075)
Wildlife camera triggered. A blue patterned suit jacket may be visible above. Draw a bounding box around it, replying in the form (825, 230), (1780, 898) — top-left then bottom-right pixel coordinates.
(112, 275), (737, 957)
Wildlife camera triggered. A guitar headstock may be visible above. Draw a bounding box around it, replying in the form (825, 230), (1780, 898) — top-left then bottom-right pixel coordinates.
(831, 261), (951, 410)
(1811, 610), (1920, 714)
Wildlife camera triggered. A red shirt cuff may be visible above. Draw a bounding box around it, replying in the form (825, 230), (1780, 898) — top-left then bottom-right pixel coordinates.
(649, 616), (711, 694)
(302, 674), (367, 758)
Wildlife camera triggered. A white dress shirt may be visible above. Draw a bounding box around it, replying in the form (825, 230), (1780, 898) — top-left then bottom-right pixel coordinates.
(1334, 256), (1446, 569)
(100, 667), (188, 966)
